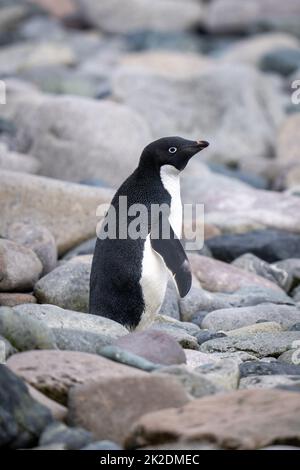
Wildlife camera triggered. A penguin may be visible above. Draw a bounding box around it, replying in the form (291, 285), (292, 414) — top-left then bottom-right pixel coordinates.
(89, 136), (209, 330)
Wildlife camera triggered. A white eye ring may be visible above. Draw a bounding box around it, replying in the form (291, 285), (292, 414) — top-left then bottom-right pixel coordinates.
(168, 147), (177, 154)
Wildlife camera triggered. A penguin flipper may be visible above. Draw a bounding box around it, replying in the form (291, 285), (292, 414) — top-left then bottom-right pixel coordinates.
(150, 224), (192, 298)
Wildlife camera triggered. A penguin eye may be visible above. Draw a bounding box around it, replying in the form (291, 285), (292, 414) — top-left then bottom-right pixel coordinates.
(168, 147), (177, 154)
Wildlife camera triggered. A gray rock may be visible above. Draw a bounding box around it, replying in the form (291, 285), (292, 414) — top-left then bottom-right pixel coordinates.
(202, 304), (300, 331)
(240, 361), (300, 378)
(0, 239), (43, 292)
(0, 339), (5, 363)
(152, 314), (200, 337)
(81, 440), (122, 450)
(200, 331), (300, 358)
(155, 365), (222, 398)
(158, 280), (180, 320)
(273, 258), (300, 288)
(196, 330), (226, 346)
(13, 304), (127, 354)
(232, 253), (291, 291)
(39, 422), (94, 450)
(63, 238), (96, 261)
(226, 322), (283, 337)
(260, 48), (300, 77)
(206, 229), (300, 264)
(34, 258), (91, 312)
(149, 324), (198, 350)
(0, 306), (57, 352)
(292, 286), (300, 302)
(6, 222), (57, 275)
(0, 365), (52, 448)
(0, 335), (16, 360)
(278, 349), (300, 365)
(240, 375), (300, 390)
(289, 323), (300, 331)
(99, 345), (159, 372)
(195, 359), (240, 390)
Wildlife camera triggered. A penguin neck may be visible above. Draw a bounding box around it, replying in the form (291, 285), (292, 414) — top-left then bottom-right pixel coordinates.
(160, 165), (182, 239)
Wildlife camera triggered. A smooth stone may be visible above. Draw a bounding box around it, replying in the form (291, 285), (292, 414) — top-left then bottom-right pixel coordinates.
(240, 361), (300, 378)
(189, 254), (282, 294)
(210, 352), (259, 363)
(0, 340), (5, 363)
(200, 331), (300, 358)
(194, 359), (240, 390)
(278, 349), (300, 365)
(68, 373), (189, 445)
(99, 346), (159, 372)
(34, 258), (90, 312)
(6, 222), (57, 275)
(0, 293), (37, 307)
(0, 306), (57, 352)
(184, 349), (223, 370)
(39, 422), (94, 450)
(289, 323), (300, 331)
(240, 375), (300, 390)
(27, 385), (67, 423)
(206, 229), (300, 264)
(75, 0), (204, 34)
(0, 365), (52, 449)
(260, 48), (300, 77)
(62, 237), (96, 260)
(226, 322), (283, 337)
(0, 335), (16, 360)
(112, 329), (186, 366)
(7, 350), (144, 405)
(125, 389), (300, 450)
(292, 286), (300, 302)
(196, 330), (226, 346)
(158, 280), (180, 320)
(207, 162), (268, 190)
(0, 239), (43, 292)
(151, 314), (200, 337)
(275, 114), (300, 191)
(13, 304), (127, 354)
(202, 304), (300, 331)
(81, 440), (122, 451)
(0, 143), (40, 174)
(232, 253), (291, 291)
(155, 365), (223, 398)
(149, 324), (198, 350)
(0, 170), (113, 255)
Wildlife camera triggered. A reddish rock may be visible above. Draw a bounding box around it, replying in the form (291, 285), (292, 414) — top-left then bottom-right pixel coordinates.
(27, 384), (67, 422)
(0, 293), (37, 307)
(28, 0), (76, 18)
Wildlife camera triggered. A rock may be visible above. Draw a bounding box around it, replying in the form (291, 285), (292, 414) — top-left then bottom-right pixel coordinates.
(260, 48), (300, 76)
(232, 253), (291, 291)
(0, 41), (76, 75)
(184, 350), (222, 369)
(189, 254), (281, 293)
(293, 286), (300, 302)
(99, 346), (159, 372)
(155, 365), (222, 398)
(113, 63), (284, 167)
(0, 306), (57, 352)
(278, 349), (300, 365)
(0, 335), (16, 360)
(0, 3), (28, 35)
(210, 352), (259, 363)
(200, 331), (300, 358)
(220, 33), (300, 67)
(274, 259), (300, 288)
(240, 361), (300, 378)
(151, 314), (200, 337)
(158, 280), (180, 320)
(63, 237), (96, 260)
(0, 339), (5, 363)
(29, 0), (76, 18)
(27, 385), (67, 422)
(0, 293), (37, 307)
(260, 445), (300, 450)
(0, 365), (52, 449)
(112, 330), (186, 366)
(276, 114), (300, 191)
(206, 229), (300, 263)
(289, 323), (300, 331)
(205, 0), (300, 35)
(6, 223), (57, 275)
(68, 373), (189, 444)
(75, 0), (204, 34)
(240, 375), (300, 390)
(39, 422), (94, 450)
(0, 239), (42, 292)
(7, 350), (144, 405)
(196, 330), (226, 346)
(202, 304), (300, 331)
(81, 440), (122, 450)
(149, 324), (199, 350)
(10, 94), (151, 187)
(0, 170), (113, 255)
(195, 359), (240, 390)
(0, 143), (40, 174)
(34, 258), (90, 312)
(227, 322), (283, 337)
(13, 304), (127, 354)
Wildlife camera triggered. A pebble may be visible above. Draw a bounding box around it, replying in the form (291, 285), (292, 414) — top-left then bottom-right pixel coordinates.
(39, 422), (94, 450)
(240, 361), (300, 378)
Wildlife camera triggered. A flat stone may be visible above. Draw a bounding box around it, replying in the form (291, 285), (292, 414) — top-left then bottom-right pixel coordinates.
(202, 304), (300, 331)
(227, 322), (283, 337)
(27, 385), (67, 422)
(99, 346), (159, 372)
(260, 48), (300, 76)
(0, 365), (52, 448)
(34, 258), (90, 312)
(278, 349), (300, 365)
(13, 304), (127, 354)
(0, 170), (112, 255)
(7, 350), (144, 405)
(240, 375), (300, 390)
(200, 331), (300, 358)
(195, 359), (240, 390)
(68, 373), (189, 445)
(125, 389), (300, 449)
(184, 349), (222, 369)
(240, 361), (300, 378)
(149, 324), (198, 350)
(0, 239), (42, 292)
(112, 330), (186, 366)
(0, 293), (37, 307)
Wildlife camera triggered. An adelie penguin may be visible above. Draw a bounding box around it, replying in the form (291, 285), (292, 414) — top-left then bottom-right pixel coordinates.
(89, 136), (209, 330)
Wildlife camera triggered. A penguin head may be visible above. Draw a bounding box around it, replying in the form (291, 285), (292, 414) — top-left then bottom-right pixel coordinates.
(140, 136), (209, 171)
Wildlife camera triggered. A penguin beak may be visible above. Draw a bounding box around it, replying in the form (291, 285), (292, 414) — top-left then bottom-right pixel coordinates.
(196, 140), (209, 150)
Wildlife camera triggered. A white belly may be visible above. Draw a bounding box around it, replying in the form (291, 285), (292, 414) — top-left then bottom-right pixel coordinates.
(160, 165), (182, 238)
(138, 235), (168, 330)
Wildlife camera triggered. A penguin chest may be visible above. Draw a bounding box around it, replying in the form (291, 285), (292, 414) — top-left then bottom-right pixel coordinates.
(138, 235), (168, 330)
(160, 165), (182, 238)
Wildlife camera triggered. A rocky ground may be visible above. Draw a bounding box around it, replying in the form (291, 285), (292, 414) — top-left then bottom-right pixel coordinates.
(1, 0), (300, 451)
